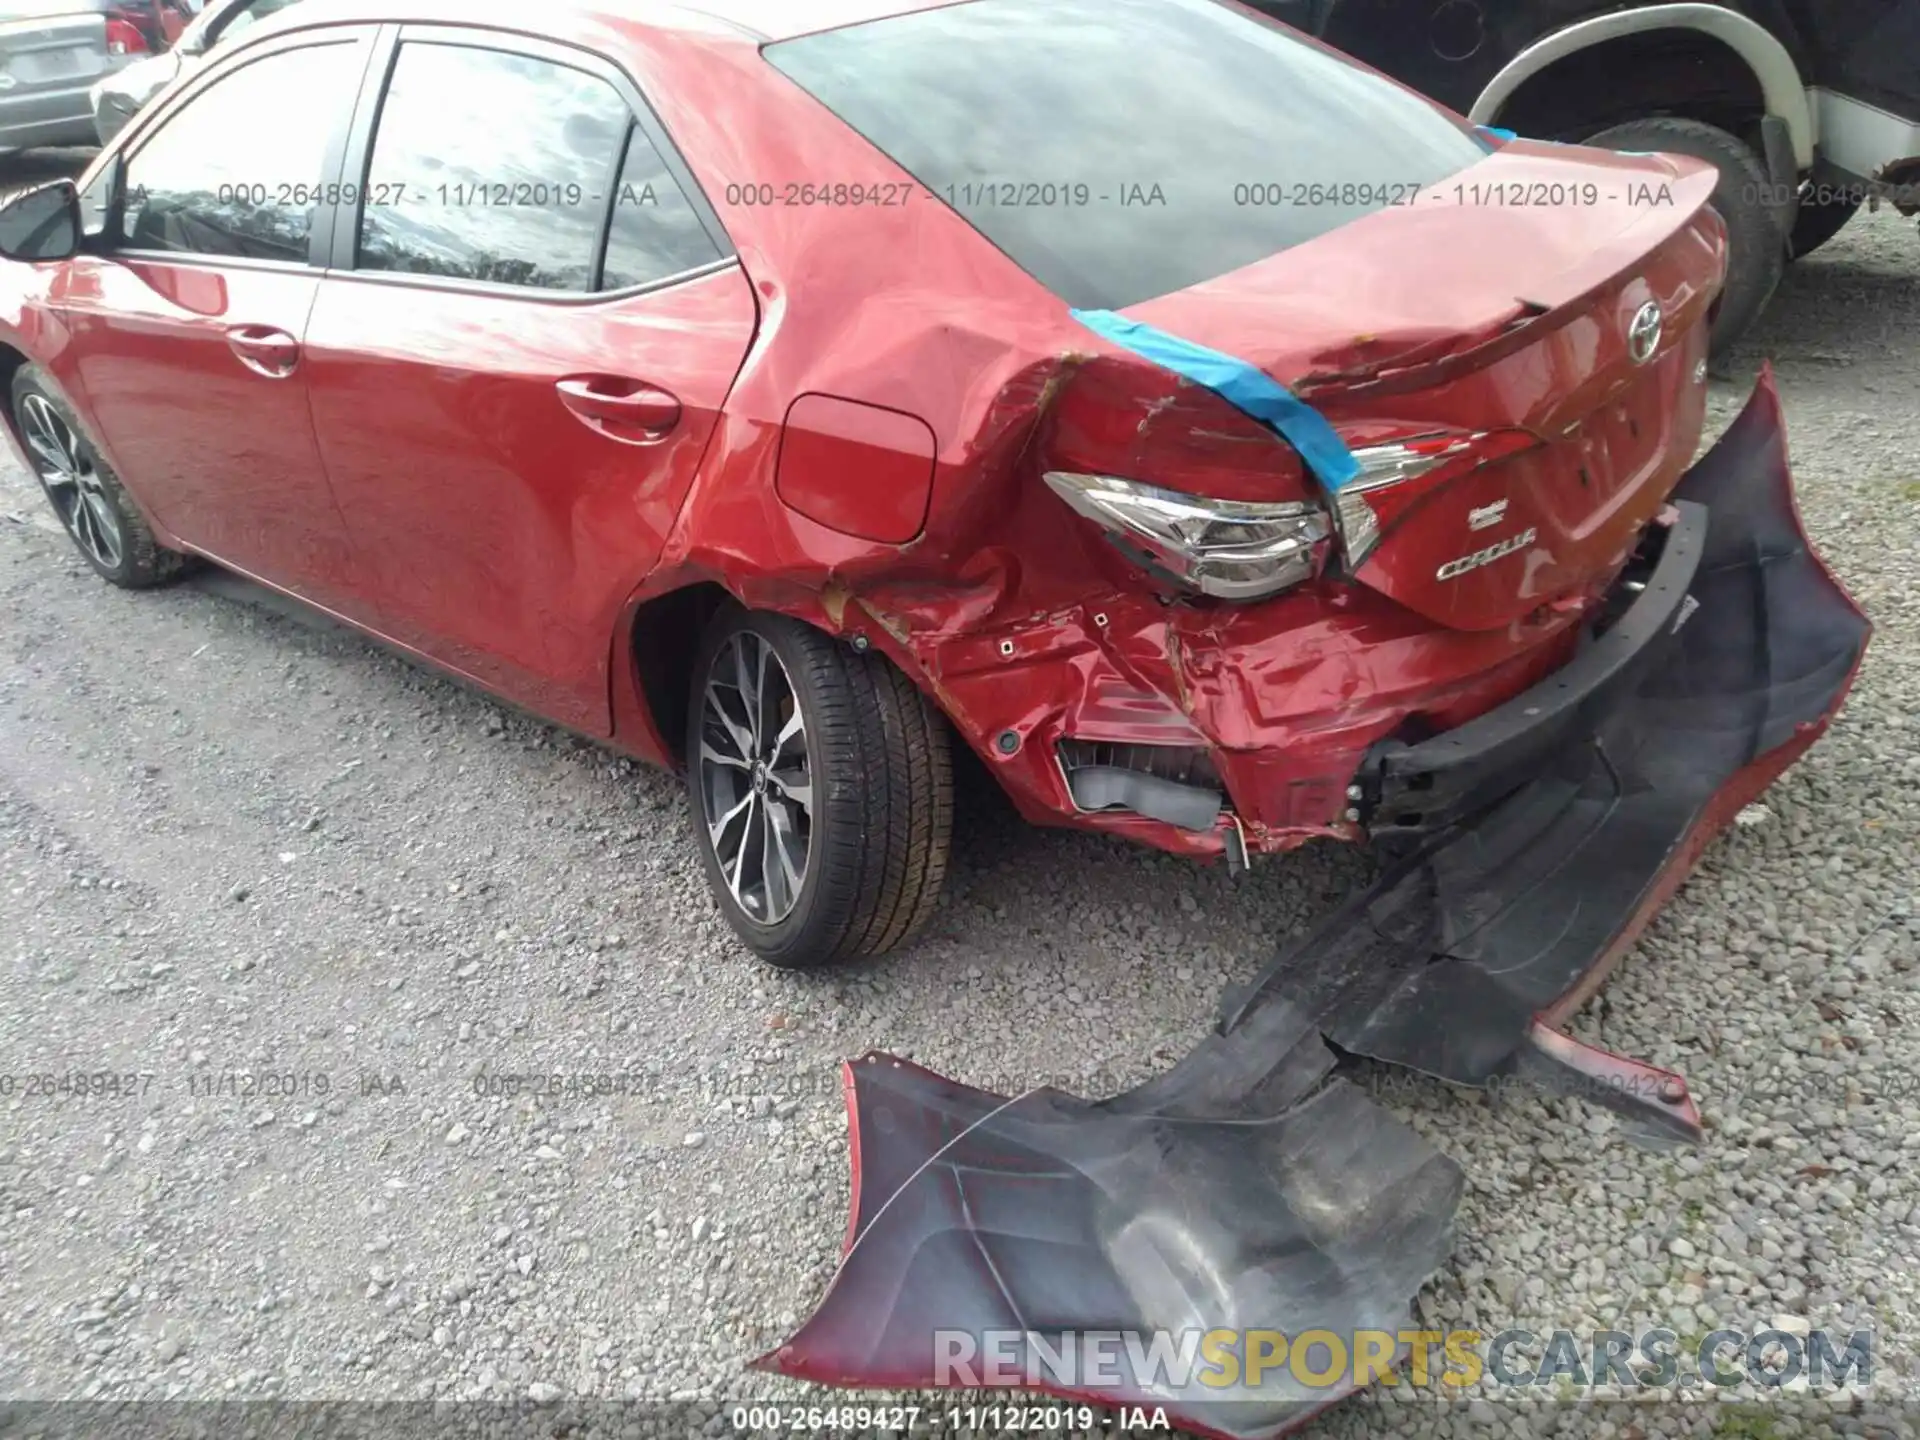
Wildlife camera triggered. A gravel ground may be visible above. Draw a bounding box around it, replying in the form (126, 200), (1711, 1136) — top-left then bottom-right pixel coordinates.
(0, 160), (1917, 1440)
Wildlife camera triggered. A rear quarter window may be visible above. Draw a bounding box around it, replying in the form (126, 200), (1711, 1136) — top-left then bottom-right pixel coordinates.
(766, 0), (1488, 309)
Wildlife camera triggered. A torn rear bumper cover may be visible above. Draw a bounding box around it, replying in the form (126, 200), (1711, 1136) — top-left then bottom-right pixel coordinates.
(758, 373), (1869, 1438)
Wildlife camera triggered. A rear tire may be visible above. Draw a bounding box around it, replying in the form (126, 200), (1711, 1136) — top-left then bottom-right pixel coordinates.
(1585, 117), (1783, 357)
(10, 366), (192, 588)
(685, 608), (952, 970)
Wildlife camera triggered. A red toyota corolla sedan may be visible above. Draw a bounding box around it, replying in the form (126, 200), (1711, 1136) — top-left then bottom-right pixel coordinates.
(0, 0), (1853, 973)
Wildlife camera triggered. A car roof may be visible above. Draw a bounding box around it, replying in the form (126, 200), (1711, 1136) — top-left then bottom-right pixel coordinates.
(252, 0), (967, 44)
(676, 0), (966, 41)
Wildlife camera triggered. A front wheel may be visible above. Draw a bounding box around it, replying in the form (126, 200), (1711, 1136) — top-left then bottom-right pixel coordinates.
(10, 366), (192, 588)
(685, 608), (952, 970)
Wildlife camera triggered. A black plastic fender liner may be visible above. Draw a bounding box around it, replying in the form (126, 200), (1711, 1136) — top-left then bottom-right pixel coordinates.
(764, 370), (1868, 1435)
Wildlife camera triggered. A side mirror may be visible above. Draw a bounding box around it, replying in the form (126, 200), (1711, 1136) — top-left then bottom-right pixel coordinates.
(0, 181), (82, 263)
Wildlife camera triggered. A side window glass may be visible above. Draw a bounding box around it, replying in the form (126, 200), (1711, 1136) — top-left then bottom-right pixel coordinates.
(120, 41), (361, 263)
(357, 43), (630, 292)
(600, 124), (722, 290)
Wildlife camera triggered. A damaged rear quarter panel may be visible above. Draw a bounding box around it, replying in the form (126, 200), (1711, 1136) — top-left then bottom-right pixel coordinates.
(619, 37), (1152, 762)
(619, 37), (1707, 855)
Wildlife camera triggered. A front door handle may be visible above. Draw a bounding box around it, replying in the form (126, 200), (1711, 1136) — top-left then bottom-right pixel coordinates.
(556, 376), (682, 444)
(227, 325), (301, 380)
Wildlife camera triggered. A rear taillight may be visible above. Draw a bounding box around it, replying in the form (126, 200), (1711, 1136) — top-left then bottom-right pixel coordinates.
(1038, 355), (1336, 601)
(1330, 428), (1539, 569)
(1043, 470), (1332, 600)
(105, 17), (149, 54)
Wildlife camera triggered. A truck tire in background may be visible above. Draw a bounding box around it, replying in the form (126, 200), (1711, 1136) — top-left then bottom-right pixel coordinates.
(1788, 191), (1864, 258)
(1585, 116), (1784, 356)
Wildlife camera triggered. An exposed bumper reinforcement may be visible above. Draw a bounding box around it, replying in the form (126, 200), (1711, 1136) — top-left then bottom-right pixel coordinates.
(1357, 496), (1706, 840)
(760, 370), (1869, 1438)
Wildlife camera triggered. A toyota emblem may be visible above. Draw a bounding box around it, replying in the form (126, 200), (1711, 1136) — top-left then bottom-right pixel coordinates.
(1627, 300), (1663, 365)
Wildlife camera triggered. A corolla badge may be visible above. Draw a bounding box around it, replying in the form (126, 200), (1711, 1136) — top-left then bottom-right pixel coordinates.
(1436, 527), (1537, 581)
(1627, 300), (1663, 365)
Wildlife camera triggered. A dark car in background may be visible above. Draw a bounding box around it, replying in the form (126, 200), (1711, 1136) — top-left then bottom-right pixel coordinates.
(1248, 0), (1920, 352)
(0, 0), (144, 151)
(91, 0), (299, 142)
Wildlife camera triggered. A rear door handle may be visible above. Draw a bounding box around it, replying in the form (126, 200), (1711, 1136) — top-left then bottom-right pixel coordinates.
(556, 376), (682, 443)
(226, 325), (301, 379)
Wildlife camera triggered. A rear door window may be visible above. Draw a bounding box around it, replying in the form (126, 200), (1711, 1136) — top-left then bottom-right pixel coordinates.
(357, 42), (630, 292)
(353, 40), (723, 294)
(767, 0), (1488, 309)
(600, 123), (723, 290)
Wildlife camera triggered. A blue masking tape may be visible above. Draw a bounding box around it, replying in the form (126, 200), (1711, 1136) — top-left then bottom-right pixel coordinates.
(1071, 308), (1362, 492)
(1477, 124), (1518, 143)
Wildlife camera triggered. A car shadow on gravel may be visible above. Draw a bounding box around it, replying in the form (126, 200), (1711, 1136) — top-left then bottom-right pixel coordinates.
(182, 556), (1383, 1002)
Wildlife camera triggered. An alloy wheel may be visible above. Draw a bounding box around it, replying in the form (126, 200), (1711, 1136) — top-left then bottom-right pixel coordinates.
(698, 631), (813, 925)
(20, 393), (122, 571)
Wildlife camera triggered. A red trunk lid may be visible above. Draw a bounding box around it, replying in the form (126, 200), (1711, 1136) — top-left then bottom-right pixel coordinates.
(1128, 142), (1726, 631)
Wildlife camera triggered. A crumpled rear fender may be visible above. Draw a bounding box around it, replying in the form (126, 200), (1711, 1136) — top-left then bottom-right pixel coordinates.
(621, 339), (1611, 852)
